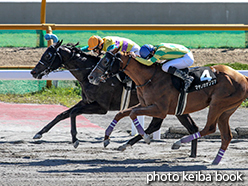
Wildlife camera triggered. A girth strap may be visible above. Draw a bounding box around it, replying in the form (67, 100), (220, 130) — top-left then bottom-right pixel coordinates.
(175, 92), (188, 115)
(120, 81), (132, 110)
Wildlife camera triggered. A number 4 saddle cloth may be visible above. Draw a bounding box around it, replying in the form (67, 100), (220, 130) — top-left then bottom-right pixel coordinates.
(171, 66), (218, 115)
(172, 66), (218, 93)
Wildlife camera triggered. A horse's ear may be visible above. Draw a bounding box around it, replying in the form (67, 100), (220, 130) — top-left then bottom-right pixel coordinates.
(55, 40), (63, 48)
(75, 41), (80, 46)
(116, 46), (121, 53)
(110, 46), (121, 54)
(116, 52), (122, 59)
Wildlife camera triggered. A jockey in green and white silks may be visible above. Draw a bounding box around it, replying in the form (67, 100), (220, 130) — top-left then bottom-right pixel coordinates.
(81, 35), (140, 56)
(136, 43), (195, 92)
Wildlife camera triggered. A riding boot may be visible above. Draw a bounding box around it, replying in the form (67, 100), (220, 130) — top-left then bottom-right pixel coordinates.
(167, 66), (194, 92)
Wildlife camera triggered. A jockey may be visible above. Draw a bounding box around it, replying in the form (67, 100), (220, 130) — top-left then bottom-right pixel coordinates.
(81, 35), (140, 56)
(136, 43), (194, 92)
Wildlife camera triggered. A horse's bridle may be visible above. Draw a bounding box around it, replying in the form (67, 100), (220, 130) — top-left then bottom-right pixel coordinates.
(37, 45), (84, 77)
(38, 46), (63, 76)
(95, 51), (157, 88)
(93, 52), (121, 81)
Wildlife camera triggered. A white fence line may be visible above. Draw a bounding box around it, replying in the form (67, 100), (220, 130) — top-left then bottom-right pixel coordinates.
(1, 69), (248, 80)
(0, 70), (76, 80)
(239, 70), (248, 76)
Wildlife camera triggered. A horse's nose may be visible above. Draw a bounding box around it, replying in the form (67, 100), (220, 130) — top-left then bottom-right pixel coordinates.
(30, 70), (36, 75)
(88, 75), (93, 81)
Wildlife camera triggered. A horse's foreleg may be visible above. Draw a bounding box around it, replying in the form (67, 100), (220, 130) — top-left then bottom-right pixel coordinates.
(70, 107), (79, 148)
(104, 108), (134, 147)
(128, 104), (166, 145)
(118, 117), (163, 151)
(104, 104), (141, 147)
(132, 118), (151, 144)
(176, 114), (199, 158)
(33, 102), (82, 139)
(70, 102), (107, 148)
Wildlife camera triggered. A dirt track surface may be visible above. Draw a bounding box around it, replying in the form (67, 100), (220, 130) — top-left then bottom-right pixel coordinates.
(1, 48), (248, 185)
(1, 107), (248, 186)
(0, 47), (248, 67)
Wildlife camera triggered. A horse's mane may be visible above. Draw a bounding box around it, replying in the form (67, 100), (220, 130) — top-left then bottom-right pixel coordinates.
(116, 50), (158, 68)
(62, 42), (101, 61)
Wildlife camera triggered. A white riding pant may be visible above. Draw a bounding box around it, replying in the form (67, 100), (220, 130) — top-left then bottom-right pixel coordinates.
(162, 52), (194, 72)
(130, 44), (141, 55)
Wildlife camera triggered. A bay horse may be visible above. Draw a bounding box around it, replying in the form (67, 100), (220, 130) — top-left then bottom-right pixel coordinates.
(88, 48), (248, 165)
(30, 40), (198, 157)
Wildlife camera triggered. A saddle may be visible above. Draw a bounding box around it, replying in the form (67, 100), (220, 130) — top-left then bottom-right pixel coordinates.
(172, 66), (217, 115)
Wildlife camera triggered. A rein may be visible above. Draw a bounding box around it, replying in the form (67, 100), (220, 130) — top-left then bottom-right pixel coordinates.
(117, 54), (157, 88)
(136, 64), (157, 88)
(120, 55), (132, 72)
(119, 54), (157, 88)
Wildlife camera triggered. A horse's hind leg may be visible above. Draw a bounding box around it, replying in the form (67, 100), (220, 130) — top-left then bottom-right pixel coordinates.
(212, 107), (237, 165)
(172, 106), (220, 151)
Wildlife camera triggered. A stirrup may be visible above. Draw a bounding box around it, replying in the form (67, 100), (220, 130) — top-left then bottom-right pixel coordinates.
(184, 76), (194, 91)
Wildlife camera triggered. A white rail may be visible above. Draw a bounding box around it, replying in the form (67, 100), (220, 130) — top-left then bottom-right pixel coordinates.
(0, 70), (75, 80)
(1, 69), (248, 80)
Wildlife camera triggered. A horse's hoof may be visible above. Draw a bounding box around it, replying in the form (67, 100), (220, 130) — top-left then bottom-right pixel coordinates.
(104, 139), (110, 148)
(73, 140), (79, 148)
(118, 143), (131, 152)
(33, 133), (42, 139)
(189, 154), (196, 158)
(143, 133), (151, 144)
(211, 159), (220, 165)
(211, 161), (219, 165)
(171, 140), (181, 149)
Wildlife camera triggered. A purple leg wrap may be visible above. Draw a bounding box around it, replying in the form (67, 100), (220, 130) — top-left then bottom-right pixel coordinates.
(181, 132), (201, 143)
(105, 119), (117, 136)
(212, 148), (225, 165)
(133, 118), (145, 136)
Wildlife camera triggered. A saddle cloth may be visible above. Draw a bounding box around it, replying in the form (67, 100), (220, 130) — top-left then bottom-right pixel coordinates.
(172, 66), (217, 115)
(172, 66), (217, 93)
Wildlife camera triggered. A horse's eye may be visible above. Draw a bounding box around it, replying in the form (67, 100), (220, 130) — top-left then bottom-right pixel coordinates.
(104, 58), (110, 65)
(46, 53), (53, 60)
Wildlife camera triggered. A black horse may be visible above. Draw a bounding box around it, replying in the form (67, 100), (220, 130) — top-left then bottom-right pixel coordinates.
(30, 40), (198, 157)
